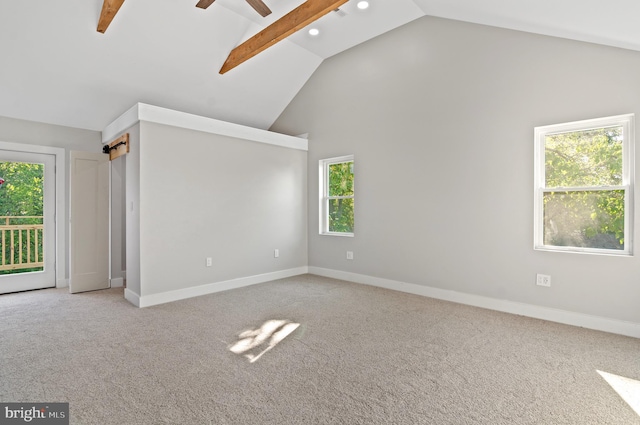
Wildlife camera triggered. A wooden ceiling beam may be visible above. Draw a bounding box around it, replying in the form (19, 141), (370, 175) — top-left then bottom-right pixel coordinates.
(219, 0), (348, 74)
(195, 0), (216, 9)
(97, 0), (126, 33)
(199, 0), (270, 16)
(246, 0), (272, 17)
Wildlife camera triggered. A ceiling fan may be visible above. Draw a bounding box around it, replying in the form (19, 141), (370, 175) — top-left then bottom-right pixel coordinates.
(195, 0), (272, 17)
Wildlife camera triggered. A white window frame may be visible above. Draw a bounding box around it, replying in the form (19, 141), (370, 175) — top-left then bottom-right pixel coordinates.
(534, 114), (634, 255)
(319, 155), (354, 237)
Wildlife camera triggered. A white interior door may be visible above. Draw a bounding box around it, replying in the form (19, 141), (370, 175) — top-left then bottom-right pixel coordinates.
(70, 151), (109, 293)
(0, 150), (56, 294)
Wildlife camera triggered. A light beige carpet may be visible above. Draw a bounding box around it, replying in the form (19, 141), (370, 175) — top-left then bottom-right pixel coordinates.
(1, 274), (639, 424)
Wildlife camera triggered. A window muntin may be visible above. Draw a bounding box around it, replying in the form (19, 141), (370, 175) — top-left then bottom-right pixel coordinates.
(320, 156), (354, 236)
(534, 115), (634, 255)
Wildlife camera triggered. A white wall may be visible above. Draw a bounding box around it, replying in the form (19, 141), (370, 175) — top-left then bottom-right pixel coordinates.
(0, 116), (102, 284)
(136, 121), (307, 298)
(271, 16), (640, 324)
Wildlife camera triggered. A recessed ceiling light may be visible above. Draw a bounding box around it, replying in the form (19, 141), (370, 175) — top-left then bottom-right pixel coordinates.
(357, 1), (369, 9)
(308, 28), (320, 36)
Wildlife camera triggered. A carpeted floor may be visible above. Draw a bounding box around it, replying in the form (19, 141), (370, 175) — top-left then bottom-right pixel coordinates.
(1, 274), (639, 424)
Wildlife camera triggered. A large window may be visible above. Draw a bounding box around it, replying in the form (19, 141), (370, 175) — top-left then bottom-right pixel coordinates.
(534, 114), (634, 255)
(319, 155), (354, 236)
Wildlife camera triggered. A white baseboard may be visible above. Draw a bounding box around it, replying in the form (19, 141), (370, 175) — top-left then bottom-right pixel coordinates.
(308, 267), (640, 339)
(110, 277), (124, 288)
(124, 288), (140, 307)
(132, 267), (309, 308)
(56, 279), (69, 288)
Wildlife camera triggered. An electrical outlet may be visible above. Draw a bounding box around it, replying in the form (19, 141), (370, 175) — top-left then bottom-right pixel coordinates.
(206, 257), (212, 267)
(346, 251), (354, 260)
(274, 249), (279, 258)
(536, 274), (551, 287)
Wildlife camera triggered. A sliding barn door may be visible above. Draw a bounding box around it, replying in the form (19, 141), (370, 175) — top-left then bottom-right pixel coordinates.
(70, 151), (109, 293)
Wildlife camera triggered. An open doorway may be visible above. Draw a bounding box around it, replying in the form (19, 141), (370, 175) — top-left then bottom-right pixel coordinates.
(111, 155), (126, 288)
(0, 150), (56, 294)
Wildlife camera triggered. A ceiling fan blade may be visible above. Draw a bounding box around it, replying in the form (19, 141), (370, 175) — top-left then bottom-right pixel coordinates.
(245, 0), (272, 17)
(195, 0), (216, 9)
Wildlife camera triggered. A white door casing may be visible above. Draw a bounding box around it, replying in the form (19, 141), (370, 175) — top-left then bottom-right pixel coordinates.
(70, 151), (109, 293)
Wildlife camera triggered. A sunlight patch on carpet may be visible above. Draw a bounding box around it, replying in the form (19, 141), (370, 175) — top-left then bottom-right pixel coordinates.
(229, 319), (300, 363)
(597, 370), (640, 416)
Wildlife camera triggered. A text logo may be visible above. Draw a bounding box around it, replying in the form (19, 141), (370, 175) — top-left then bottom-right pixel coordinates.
(0, 403), (68, 425)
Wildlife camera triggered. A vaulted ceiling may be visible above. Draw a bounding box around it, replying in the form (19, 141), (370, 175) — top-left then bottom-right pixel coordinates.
(2, 0), (640, 132)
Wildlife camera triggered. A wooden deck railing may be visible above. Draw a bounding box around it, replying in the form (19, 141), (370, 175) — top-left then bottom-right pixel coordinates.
(0, 216), (44, 272)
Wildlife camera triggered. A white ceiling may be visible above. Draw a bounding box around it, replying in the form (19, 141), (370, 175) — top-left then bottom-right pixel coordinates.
(1, 0), (640, 133)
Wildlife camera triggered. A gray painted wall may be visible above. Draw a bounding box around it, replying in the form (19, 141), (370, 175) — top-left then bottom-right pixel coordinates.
(137, 122), (307, 297)
(271, 16), (640, 323)
(0, 116), (102, 282)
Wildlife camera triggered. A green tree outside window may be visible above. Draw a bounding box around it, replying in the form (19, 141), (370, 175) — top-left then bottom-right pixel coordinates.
(328, 161), (354, 233)
(543, 126), (626, 250)
(0, 161), (45, 274)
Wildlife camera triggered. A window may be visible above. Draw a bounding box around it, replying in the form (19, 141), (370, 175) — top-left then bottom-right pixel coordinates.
(320, 155), (354, 236)
(534, 114), (634, 255)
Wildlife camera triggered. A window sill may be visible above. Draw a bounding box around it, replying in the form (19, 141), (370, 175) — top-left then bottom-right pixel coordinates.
(534, 245), (632, 257)
(320, 232), (354, 238)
